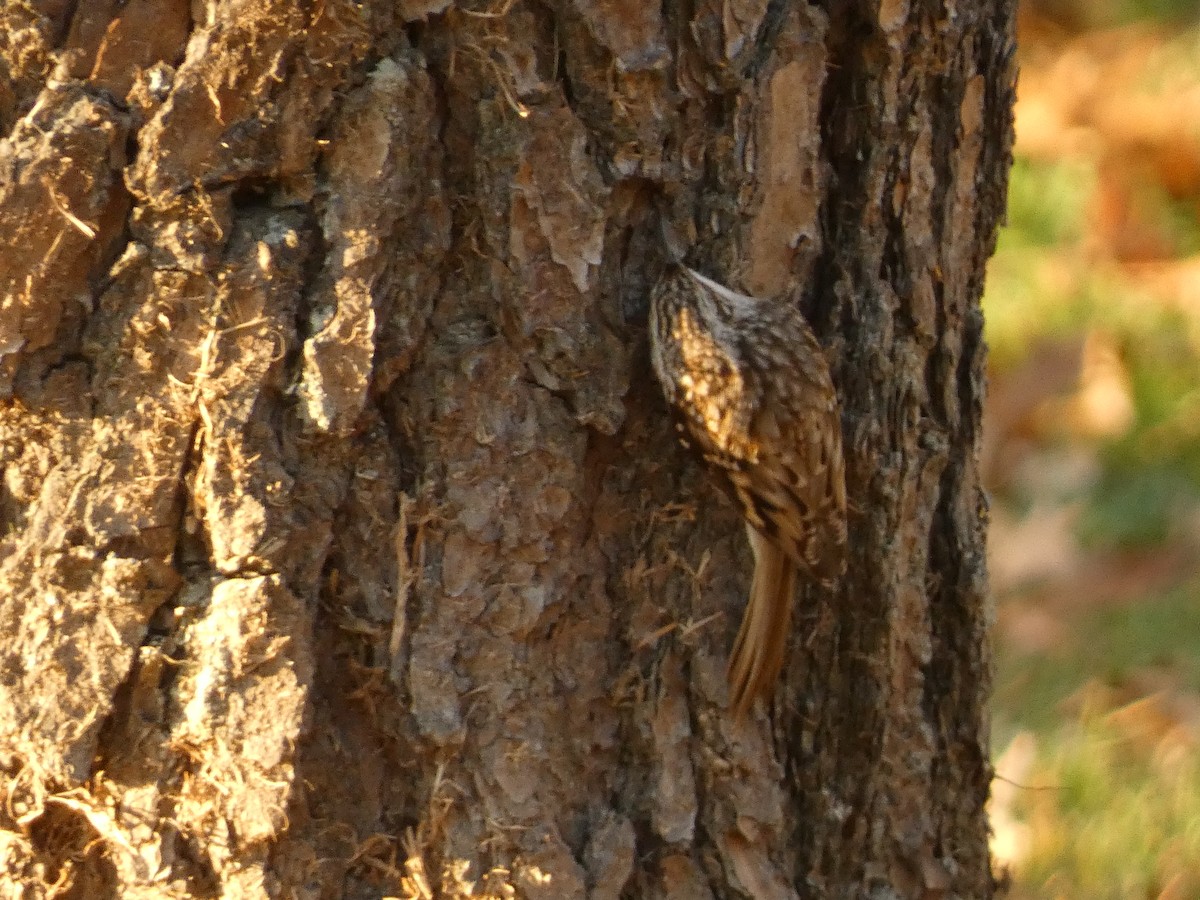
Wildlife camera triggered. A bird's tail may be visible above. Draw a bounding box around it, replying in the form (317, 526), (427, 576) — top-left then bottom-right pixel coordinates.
(727, 526), (796, 718)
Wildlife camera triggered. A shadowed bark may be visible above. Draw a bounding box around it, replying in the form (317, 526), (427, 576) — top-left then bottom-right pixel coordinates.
(0, 0), (1013, 896)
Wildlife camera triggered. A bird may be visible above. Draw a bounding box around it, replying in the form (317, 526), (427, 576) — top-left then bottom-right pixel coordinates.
(648, 264), (847, 717)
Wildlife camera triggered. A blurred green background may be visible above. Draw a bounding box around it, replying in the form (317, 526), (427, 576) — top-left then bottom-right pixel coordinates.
(985, 2), (1200, 897)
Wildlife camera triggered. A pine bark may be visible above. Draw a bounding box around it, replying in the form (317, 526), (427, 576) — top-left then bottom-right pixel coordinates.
(0, 1), (1013, 897)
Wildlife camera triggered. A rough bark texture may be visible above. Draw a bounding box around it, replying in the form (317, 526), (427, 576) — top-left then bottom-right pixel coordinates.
(0, 1), (1014, 897)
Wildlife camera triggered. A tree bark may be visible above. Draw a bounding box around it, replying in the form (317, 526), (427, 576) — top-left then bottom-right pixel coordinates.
(0, 1), (1013, 897)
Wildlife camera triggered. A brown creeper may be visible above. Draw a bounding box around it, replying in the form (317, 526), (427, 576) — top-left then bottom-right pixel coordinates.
(649, 265), (848, 717)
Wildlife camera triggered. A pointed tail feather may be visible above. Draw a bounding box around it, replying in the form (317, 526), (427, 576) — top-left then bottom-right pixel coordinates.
(727, 527), (796, 718)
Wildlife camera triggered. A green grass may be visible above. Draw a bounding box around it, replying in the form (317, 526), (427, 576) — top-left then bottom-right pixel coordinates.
(984, 152), (1200, 547)
(1078, 466), (1198, 548)
(1012, 722), (1200, 899)
(995, 580), (1200, 735)
(1057, 0), (1200, 27)
(1083, 312), (1200, 547)
(1117, 0), (1200, 26)
(984, 157), (1097, 369)
(994, 581), (1200, 898)
(987, 16), (1200, 895)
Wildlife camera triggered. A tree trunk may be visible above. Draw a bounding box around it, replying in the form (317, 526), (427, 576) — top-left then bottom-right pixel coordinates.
(0, 1), (1013, 897)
